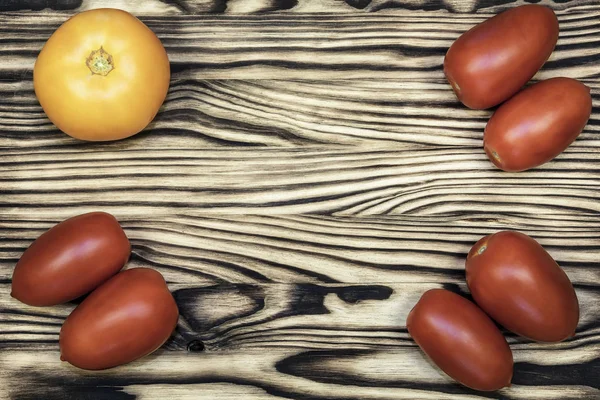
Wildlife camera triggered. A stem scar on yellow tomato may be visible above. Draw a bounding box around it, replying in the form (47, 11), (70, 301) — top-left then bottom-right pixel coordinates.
(86, 47), (114, 76)
(33, 8), (170, 142)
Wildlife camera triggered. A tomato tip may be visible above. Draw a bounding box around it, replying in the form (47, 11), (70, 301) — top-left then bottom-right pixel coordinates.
(467, 236), (490, 262)
(484, 144), (507, 170)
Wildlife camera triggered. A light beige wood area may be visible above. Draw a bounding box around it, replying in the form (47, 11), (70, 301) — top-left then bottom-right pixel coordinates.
(0, 1), (598, 399)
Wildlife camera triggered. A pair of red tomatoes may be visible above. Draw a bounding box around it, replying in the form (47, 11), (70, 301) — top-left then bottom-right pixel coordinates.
(11, 212), (179, 370)
(444, 5), (592, 172)
(407, 231), (579, 391)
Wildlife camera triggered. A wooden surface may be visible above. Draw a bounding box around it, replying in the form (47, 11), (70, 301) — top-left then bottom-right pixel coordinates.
(1, 1), (599, 399)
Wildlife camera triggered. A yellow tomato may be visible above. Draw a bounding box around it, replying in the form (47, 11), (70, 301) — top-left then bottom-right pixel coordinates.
(33, 8), (170, 141)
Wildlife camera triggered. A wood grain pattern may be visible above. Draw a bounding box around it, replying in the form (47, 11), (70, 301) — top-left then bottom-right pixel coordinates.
(1, 10), (600, 81)
(2, 147), (600, 216)
(2, 214), (600, 285)
(1, 0), (599, 399)
(2, 348), (597, 400)
(1, 0), (598, 14)
(1, 8), (599, 148)
(1, 216), (599, 399)
(1, 277), (599, 399)
(1, 78), (599, 147)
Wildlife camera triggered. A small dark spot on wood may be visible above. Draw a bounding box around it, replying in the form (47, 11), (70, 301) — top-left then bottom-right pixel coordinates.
(275, 0), (298, 11)
(187, 340), (205, 352)
(290, 286), (328, 315)
(336, 285), (393, 304)
(345, 0), (372, 10)
(209, 0), (228, 13)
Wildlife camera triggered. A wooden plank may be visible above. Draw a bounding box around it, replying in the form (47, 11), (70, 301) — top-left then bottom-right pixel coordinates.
(1, 11), (599, 80)
(1, 147), (599, 216)
(2, 215), (599, 285)
(1, 281), (598, 349)
(2, 349), (596, 399)
(0, 0), (596, 14)
(1, 281), (598, 399)
(1, 79), (599, 148)
(0, 2), (598, 399)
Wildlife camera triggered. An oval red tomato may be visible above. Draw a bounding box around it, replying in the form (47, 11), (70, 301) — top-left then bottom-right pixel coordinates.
(11, 212), (130, 306)
(484, 77), (592, 171)
(444, 5), (558, 109)
(407, 289), (513, 391)
(60, 268), (179, 370)
(466, 231), (579, 342)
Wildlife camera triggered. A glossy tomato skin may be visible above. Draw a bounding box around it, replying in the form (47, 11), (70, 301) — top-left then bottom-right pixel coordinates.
(466, 231), (579, 342)
(444, 5), (558, 109)
(11, 212), (130, 307)
(484, 77), (592, 172)
(34, 8), (170, 141)
(407, 289), (513, 391)
(60, 268), (179, 370)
